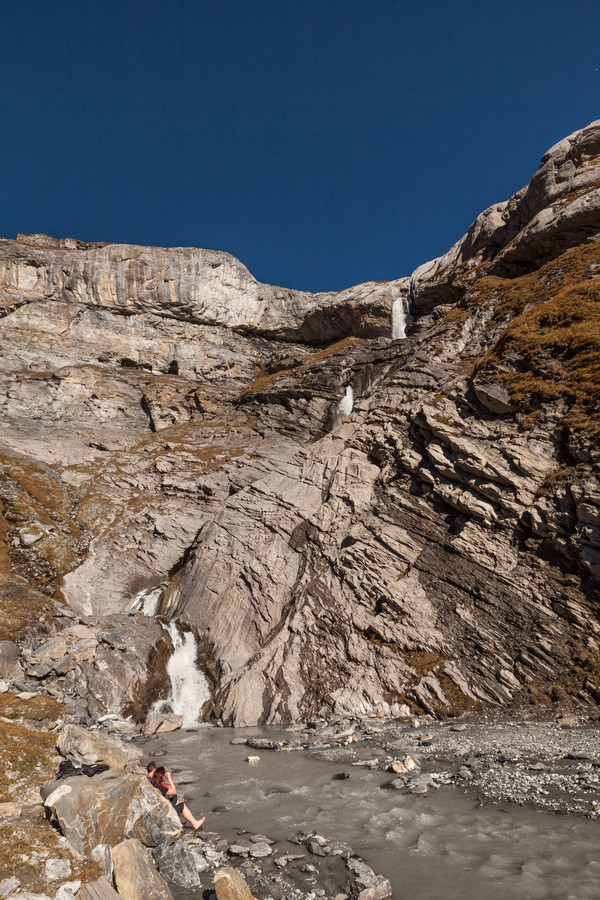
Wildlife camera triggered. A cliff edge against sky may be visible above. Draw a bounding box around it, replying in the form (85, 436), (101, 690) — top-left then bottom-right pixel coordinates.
(1, 120), (599, 725)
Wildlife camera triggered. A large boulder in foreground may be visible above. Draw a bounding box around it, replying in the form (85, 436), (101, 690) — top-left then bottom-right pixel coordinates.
(214, 867), (257, 900)
(57, 723), (142, 769)
(112, 838), (174, 900)
(41, 770), (182, 855)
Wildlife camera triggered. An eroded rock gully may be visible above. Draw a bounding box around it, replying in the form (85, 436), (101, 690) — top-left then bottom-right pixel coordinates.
(1, 120), (599, 727)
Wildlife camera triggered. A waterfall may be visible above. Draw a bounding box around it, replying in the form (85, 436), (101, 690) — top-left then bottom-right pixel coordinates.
(152, 622), (211, 728)
(129, 583), (166, 616)
(335, 385), (354, 425)
(391, 297), (408, 340)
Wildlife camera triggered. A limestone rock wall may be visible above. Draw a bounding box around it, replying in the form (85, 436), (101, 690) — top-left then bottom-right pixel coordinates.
(1, 120), (599, 725)
(410, 118), (600, 310)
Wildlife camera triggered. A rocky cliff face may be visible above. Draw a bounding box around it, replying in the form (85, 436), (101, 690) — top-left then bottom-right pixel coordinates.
(1, 120), (599, 726)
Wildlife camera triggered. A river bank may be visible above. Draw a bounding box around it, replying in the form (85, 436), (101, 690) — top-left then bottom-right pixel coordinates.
(2, 677), (600, 900)
(139, 714), (600, 900)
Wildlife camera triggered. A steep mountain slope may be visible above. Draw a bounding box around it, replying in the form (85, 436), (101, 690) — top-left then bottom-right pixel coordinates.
(1, 120), (598, 725)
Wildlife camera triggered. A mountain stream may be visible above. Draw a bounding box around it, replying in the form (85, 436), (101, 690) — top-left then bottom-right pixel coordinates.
(139, 725), (600, 900)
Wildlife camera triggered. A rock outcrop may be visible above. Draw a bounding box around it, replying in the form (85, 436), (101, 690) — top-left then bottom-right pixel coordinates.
(111, 838), (174, 900)
(41, 769), (182, 855)
(56, 724), (142, 768)
(214, 866), (257, 900)
(1, 119), (599, 725)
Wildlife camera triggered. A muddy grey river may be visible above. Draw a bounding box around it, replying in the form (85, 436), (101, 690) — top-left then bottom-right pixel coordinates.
(141, 725), (600, 900)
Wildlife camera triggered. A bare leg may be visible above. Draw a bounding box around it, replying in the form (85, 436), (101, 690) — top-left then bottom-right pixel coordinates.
(181, 804), (205, 830)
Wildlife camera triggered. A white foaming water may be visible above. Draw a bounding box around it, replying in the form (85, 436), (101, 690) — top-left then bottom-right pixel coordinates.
(335, 386), (354, 424)
(152, 622), (211, 728)
(391, 296), (408, 340)
(129, 584), (166, 616)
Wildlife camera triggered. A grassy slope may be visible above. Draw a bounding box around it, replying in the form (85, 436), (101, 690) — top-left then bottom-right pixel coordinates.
(0, 693), (101, 892)
(468, 241), (600, 440)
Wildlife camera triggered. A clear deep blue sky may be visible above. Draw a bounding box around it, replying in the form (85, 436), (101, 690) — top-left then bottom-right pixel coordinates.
(2, 1), (598, 292)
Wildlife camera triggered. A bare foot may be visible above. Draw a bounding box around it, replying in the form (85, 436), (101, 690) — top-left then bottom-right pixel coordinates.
(193, 816), (206, 831)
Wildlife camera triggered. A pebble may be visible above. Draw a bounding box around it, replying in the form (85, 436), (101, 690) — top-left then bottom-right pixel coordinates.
(45, 859), (71, 882)
(249, 842), (273, 858)
(0, 878), (21, 898)
(408, 783), (428, 794)
(54, 882), (82, 900)
(246, 756), (261, 764)
(228, 843), (252, 856)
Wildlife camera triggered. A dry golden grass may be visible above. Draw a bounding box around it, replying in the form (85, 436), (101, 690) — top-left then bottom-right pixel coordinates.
(0, 703), (102, 892)
(473, 242), (600, 438)
(0, 692), (64, 731)
(0, 583), (52, 643)
(0, 717), (57, 802)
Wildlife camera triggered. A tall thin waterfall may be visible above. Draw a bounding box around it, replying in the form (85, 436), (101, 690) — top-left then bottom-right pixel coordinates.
(335, 385), (354, 425)
(152, 622), (211, 728)
(391, 297), (408, 340)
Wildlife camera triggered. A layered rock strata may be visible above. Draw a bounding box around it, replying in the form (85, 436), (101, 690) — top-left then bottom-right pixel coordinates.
(1, 120), (599, 726)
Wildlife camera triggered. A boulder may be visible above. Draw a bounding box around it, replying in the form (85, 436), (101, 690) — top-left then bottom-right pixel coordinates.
(42, 770), (182, 855)
(473, 381), (514, 415)
(90, 843), (113, 880)
(78, 879), (121, 900)
(0, 641), (23, 680)
(0, 877), (21, 897)
(142, 712), (183, 737)
(346, 858), (392, 900)
(45, 858), (71, 881)
(214, 866), (257, 900)
(54, 882), (81, 900)
(112, 838), (173, 900)
(153, 840), (208, 888)
(57, 724), (142, 769)
(29, 637), (67, 666)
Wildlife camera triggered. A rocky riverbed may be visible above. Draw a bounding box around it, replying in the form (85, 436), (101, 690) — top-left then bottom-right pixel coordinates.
(139, 715), (600, 900)
(2, 644), (600, 900)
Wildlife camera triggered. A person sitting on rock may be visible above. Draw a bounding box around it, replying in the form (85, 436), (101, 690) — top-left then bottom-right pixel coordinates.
(150, 765), (205, 830)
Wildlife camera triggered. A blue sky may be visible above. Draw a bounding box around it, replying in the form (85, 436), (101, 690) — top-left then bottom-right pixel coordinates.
(1, 0), (598, 291)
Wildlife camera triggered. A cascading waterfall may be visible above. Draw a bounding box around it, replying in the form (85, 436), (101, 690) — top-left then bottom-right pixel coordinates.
(151, 622), (211, 728)
(129, 583), (166, 616)
(334, 385), (354, 425)
(391, 296), (408, 340)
